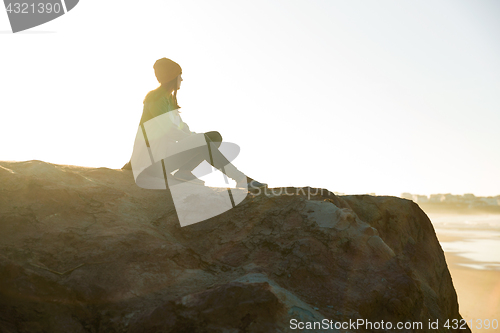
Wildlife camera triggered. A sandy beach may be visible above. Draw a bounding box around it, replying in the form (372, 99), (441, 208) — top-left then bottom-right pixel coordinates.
(432, 215), (500, 333)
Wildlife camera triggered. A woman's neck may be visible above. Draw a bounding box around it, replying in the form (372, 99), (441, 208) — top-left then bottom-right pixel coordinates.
(160, 83), (175, 96)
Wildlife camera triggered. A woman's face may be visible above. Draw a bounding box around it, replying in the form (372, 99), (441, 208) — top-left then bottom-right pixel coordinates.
(177, 75), (183, 90)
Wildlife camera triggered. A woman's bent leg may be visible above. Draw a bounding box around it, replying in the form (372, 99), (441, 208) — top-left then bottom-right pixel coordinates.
(170, 132), (246, 182)
(177, 131), (222, 172)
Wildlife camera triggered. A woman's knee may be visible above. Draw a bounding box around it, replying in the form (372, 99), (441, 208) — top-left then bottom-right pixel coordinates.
(204, 131), (222, 147)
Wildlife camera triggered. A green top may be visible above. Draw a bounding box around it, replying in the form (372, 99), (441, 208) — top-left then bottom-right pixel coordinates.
(138, 87), (193, 144)
(139, 87), (179, 126)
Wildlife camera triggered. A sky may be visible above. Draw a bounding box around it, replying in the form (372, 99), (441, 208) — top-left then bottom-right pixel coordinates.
(1, 0), (499, 197)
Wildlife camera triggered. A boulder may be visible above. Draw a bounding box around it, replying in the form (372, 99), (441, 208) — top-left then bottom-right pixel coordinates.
(0, 160), (469, 332)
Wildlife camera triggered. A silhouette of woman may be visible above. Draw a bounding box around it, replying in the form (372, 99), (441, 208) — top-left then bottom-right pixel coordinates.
(124, 58), (266, 190)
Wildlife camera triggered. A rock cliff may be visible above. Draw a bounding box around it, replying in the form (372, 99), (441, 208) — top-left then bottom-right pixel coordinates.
(0, 160), (469, 332)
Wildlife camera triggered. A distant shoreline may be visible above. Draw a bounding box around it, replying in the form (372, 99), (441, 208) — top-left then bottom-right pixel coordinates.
(418, 203), (500, 215)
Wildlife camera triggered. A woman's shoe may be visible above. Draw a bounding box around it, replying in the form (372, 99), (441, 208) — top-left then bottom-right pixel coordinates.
(248, 179), (267, 190)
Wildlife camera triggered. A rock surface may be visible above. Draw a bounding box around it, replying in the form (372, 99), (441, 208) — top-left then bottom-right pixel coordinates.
(0, 160), (469, 333)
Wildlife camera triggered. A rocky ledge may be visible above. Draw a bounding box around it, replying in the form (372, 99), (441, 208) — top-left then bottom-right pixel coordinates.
(0, 160), (469, 332)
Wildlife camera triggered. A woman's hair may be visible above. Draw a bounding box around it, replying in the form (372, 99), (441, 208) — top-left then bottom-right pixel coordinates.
(143, 76), (180, 110)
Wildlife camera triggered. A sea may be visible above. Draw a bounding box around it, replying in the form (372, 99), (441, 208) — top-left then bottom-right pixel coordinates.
(428, 214), (500, 271)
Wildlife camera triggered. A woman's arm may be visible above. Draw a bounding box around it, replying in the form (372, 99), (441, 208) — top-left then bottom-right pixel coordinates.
(141, 94), (195, 142)
(168, 109), (196, 141)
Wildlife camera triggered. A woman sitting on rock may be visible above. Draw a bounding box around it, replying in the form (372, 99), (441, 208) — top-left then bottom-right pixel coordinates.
(123, 58), (266, 190)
